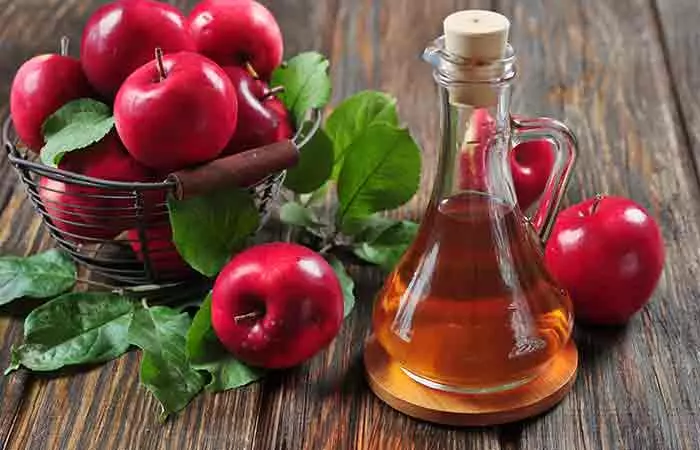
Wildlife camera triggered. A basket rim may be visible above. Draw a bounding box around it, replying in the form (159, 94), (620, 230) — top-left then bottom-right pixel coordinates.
(2, 108), (321, 192)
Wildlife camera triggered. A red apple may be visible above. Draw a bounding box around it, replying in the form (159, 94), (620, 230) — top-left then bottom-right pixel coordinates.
(10, 51), (94, 152)
(222, 66), (291, 154)
(39, 133), (156, 242)
(264, 96), (295, 142)
(211, 242), (344, 368)
(39, 177), (118, 242)
(114, 51), (238, 172)
(189, 0), (283, 80)
(81, 0), (194, 99)
(510, 140), (555, 210)
(545, 195), (665, 325)
(127, 226), (192, 279)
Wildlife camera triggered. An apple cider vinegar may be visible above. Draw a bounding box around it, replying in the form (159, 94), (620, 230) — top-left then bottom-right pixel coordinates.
(372, 192), (574, 392)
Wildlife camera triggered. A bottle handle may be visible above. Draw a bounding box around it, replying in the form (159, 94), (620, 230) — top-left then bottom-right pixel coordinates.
(511, 115), (578, 242)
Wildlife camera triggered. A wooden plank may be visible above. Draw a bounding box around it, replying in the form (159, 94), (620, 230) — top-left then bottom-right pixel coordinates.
(653, 0), (700, 177)
(1, 0), (699, 449)
(497, 0), (700, 449)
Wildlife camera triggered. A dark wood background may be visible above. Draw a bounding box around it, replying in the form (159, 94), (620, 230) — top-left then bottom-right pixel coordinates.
(1, 0), (699, 449)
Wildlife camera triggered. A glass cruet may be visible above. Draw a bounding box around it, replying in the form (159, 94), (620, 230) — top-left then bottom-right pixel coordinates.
(370, 18), (579, 394)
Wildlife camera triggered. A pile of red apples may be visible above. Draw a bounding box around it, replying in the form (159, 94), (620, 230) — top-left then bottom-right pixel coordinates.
(10, 0), (292, 276)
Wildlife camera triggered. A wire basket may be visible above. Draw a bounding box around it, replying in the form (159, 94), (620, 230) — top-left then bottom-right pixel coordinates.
(2, 111), (320, 300)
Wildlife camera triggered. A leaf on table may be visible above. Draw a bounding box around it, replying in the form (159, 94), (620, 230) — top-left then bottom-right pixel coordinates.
(325, 91), (399, 179)
(271, 51), (331, 127)
(5, 292), (134, 374)
(353, 220), (419, 271)
(186, 294), (264, 392)
(284, 125), (334, 194)
(337, 124), (421, 226)
(0, 249), (76, 306)
(168, 189), (260, 278)
(128, 303), (205, 421)
(326, 257), (356, 318)
(40, 98), (114, 167)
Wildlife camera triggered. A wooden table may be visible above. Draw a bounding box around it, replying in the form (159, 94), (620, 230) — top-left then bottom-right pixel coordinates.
(1, 1), (699, 449)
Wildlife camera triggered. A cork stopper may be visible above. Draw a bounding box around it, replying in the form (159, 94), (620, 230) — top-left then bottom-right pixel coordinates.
(442, 10), (510, 106)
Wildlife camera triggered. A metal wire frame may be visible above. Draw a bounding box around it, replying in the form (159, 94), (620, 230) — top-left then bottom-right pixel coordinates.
(2, 109), (321, 299)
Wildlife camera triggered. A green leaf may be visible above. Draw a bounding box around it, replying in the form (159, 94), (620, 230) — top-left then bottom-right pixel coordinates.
(0, 249), (76, 306)
(299, 182), (330, 207)
(128, 303), (205, 421)
(186, 295), (264, 392)
(40, 98), (114, 167)
(284, 125), (334, 193)
(353, 220), (419, 271)
(271, 52), (331, 127)
(5, 293), (134, 374)
(325, 91), (399, 179)
(340, 214), (397, 240)
(327, 257), (355, 318)
(279, 202), (324, 230)
(168, 189), (260, 278)
(337, 124), (421, 225)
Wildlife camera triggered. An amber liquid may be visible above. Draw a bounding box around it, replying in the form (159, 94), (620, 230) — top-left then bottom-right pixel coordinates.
(373, 192), (573, 392)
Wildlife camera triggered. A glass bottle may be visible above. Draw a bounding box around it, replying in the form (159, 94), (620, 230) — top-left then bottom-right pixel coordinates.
(371, 34), (579, 394)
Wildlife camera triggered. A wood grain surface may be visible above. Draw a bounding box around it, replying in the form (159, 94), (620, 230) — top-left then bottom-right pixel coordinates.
(0, 0), (699, 449)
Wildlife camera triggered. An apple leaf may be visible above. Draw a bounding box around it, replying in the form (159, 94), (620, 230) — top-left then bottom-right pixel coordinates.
(327, 257), (355, 318)
(271, 52), (331, 127)
(128, 302), (205, 421)
(5, 292), (134, 374)
(337, 124), (421, 226)
(325, 91), (399, 179)
(353, 220), (419, 271)
(168, 189), (260, 278)
(40, 98), (114, 167)
(0, 249), (76, 306)
(186, 294), (264, 392)
(279, 202), (324, 231)
(284, 125), (334, 194)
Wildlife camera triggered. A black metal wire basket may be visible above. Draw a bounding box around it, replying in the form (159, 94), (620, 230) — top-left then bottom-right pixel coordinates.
(2, 111), (320, 300)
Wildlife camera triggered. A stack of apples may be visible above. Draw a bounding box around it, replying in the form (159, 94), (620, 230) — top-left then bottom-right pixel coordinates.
(10, 0), (293, 278)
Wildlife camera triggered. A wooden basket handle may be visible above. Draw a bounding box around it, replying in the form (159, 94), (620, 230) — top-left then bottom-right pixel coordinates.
(167, 140), (300, 201)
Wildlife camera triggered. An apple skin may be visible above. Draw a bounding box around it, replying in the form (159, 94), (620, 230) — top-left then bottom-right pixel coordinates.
(211, 242), (344, 369)
(264, 96), (295, 142)
(510, 140), (555, 211)
(10, 54), (94, 152)
(81, 0), (194, 99)
(127, 226), (192, 279)
(189, 0), (283, 80)
(39, 177), (119, 242)
(39, 133), (155, 242)
(222, 66), (280, 154)
(545, 196), (665, 325)
(114, 52), (238, 172)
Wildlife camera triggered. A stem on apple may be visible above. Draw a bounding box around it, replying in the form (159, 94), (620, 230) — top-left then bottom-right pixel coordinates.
(60, 36), (69, 56)
(234, 311), (264, 323)
(155, 48), (167, 82)
(245, 61), (259, 80)
(592, 194), (603, 214)
(262, 86), (285, 101)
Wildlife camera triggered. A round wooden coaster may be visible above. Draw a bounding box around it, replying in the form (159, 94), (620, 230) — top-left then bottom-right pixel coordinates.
(364, 337), (578, 427)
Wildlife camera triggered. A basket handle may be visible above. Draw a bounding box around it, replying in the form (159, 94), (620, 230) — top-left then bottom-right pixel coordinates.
(167, 139), (299, 201)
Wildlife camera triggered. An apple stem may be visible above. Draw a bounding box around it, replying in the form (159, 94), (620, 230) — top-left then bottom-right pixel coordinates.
(245, 61), (260, 80)
(155, 48), (166, 82)
(60, 36), (70, 56)
(591, 193), (603, 214)
(234, 311), (264, 323)
(262, 86), (285, 101)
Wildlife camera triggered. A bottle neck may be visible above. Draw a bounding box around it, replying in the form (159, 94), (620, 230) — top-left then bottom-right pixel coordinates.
(431, 82), (516, 207)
